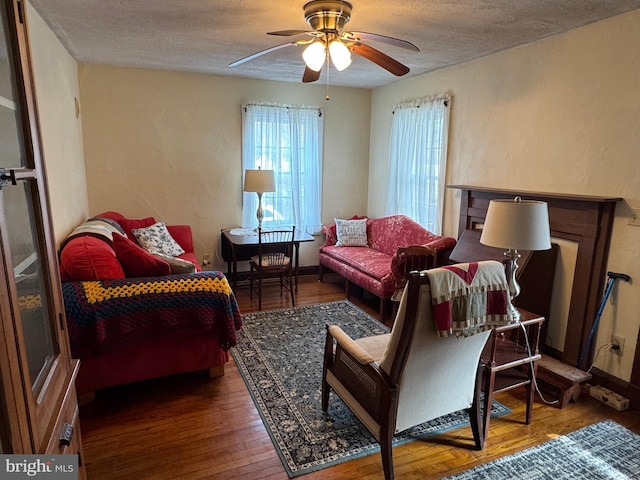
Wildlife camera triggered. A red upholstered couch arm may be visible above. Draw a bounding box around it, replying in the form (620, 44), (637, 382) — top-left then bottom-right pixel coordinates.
(422, 236), (457, 266)
(423, 236), (457, 253)
(167, 225), (194, 253)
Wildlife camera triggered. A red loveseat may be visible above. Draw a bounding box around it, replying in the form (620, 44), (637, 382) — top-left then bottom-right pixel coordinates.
(319, 215), (456, 318)
(58, 211), (242, 400)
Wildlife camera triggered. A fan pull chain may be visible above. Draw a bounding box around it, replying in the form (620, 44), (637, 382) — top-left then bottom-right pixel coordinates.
(325, 48), (331, 100)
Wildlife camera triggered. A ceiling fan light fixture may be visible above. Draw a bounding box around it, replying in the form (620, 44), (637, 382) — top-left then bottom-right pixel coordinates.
(302, 41), (326, 71)
(230, 0), (415, 82)
(328, 39), (351, 71)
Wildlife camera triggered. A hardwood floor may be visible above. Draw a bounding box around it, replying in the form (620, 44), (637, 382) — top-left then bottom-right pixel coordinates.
(79, 274), (639, 479)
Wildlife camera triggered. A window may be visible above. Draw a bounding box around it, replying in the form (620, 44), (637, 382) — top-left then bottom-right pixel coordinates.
(242, 103), (323, 234)
(385, 95), (451, 234)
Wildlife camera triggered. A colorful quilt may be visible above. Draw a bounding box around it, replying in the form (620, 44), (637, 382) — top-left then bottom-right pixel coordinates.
(63, 271), (242, 357)
(425, 260), (513, 337)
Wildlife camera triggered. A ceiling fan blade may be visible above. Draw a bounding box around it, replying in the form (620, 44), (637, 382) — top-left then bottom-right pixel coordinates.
(268, 29), (312, 36)
(343, 31), (419, 52)
(229, 42), (301, 67)
(350, 43), (410, 76)
(302, 66), (322, 83)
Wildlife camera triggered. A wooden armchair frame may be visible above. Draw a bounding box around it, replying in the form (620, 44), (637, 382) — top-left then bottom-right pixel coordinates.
(322, 271), (487, 480)
(391, 245), (439, 303)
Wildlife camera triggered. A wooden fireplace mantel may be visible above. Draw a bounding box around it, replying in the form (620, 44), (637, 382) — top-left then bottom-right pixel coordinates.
(448, 185), (622, 367)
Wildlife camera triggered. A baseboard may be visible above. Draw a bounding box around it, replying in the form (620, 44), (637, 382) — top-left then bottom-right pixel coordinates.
(226, 265), (321, 282)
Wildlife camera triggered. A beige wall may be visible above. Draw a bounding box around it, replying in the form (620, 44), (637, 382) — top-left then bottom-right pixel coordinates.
(26, 3), (88, 244)
(77, 65), (371, 270)
(369, 11), (640, 381)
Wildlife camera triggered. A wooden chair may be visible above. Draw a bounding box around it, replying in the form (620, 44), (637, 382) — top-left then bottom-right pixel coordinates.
(322, 270), (492, 480)
(391, 245), (438, 303)
(249, 227), (295, 310)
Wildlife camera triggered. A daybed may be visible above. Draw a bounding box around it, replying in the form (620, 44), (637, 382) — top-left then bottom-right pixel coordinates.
(58, 211), (242, 398)
(319, 215), (456, 317)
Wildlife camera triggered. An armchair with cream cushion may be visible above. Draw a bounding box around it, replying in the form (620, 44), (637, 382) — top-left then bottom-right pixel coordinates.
(322, 262), (513, 480)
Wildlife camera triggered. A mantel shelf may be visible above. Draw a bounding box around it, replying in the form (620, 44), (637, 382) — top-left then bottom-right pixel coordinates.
(447, 184), (623, 204)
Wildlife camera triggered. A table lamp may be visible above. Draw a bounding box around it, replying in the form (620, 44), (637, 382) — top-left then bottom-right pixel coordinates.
(243, 168), (276, 229)
(480, 196), (551, 321)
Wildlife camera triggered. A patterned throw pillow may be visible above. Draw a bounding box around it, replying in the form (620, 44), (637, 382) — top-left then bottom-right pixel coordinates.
(131, 222), (185, 257)
(335, 218), (368, 247)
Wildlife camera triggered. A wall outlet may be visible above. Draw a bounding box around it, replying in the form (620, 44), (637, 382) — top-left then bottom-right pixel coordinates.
(202, 254), (212, 266)
(611, 335), (625, 356)
(629, 208), (640, 226)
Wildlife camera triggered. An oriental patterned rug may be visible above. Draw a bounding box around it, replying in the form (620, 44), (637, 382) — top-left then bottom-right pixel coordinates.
(442, 420), (640, 479)
(231, 300), (509, 477)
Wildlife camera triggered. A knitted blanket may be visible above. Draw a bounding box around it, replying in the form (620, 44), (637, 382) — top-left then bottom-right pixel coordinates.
(63, 271), (242, 357)
(425, 260), (513, 337)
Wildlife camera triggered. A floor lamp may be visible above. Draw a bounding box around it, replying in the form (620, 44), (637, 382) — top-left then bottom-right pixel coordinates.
(243, 168), (276, 229)
(480, 196), (551, 322)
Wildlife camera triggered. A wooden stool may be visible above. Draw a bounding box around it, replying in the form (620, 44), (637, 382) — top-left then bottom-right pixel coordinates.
(536, 355), (592, 408)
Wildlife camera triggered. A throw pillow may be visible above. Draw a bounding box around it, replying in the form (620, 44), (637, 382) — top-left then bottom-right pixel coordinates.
(119, 216), (156, 239)
(112, 233), (171, 277)
(328, 215), (367, 242)
(152, 253), (197, 274)
(131, 221), (185, 257)
(335, 218), (368, 247)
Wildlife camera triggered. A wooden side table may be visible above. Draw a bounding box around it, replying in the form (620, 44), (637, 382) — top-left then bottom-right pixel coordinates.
(481, 309), (544, 447)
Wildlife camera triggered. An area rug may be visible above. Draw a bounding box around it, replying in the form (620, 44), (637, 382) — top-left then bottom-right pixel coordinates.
(231, 300), (510, 477)
(443, 420), (640, 479)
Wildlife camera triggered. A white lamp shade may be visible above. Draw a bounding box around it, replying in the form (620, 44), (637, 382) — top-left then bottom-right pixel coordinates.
(243, 169), (276, 193)
(480, 198), (552, 251)
(328, 40), (352, 71)
(303, 41), (326, 72)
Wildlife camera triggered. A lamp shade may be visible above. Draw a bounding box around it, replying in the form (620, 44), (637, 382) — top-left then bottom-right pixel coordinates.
(302, 41), (326, 72)
(243, 169), (276, 193)
(480, 197), (552, 251)
(328, 40), (351, 71)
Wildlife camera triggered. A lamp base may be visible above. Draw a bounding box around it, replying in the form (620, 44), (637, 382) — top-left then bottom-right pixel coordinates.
(504, 249), (522, 322)
(256, 192), (264, 230)
(508, 300), (521, 323)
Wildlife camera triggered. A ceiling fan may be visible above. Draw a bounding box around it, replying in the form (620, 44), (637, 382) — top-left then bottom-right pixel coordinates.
(229, 0), (419, 83)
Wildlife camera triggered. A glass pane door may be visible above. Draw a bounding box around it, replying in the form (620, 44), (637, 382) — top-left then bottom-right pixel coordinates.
(4, 181), (56, 390)
(0, 0), (57, 392)
(0, 0), (71, 453)
(0, 5), (23, 169)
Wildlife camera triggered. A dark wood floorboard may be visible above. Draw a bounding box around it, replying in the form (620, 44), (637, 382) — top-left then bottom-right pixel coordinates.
(79, 273), (640, 479)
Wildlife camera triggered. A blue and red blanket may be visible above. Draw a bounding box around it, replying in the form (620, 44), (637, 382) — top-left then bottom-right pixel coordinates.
(63, 271), (242, 357)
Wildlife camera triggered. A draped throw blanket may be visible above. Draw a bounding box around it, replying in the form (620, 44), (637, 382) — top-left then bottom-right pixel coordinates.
(63, 271), (242, 357)
(425, 260), (513, 337)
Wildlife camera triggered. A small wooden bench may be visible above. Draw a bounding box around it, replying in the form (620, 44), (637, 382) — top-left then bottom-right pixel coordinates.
(536, 355), (592, 408)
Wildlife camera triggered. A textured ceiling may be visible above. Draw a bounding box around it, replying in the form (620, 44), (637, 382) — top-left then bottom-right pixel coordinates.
(29, 0), (640, 89)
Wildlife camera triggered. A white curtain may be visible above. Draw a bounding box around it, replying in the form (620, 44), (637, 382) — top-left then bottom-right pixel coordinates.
(385, 95), (451, 234)
(242, 103), (323, 234)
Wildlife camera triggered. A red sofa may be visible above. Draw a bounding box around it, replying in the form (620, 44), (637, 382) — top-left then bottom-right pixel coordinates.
(319, 215), (456, 317)
(59, 211), (242, 399)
